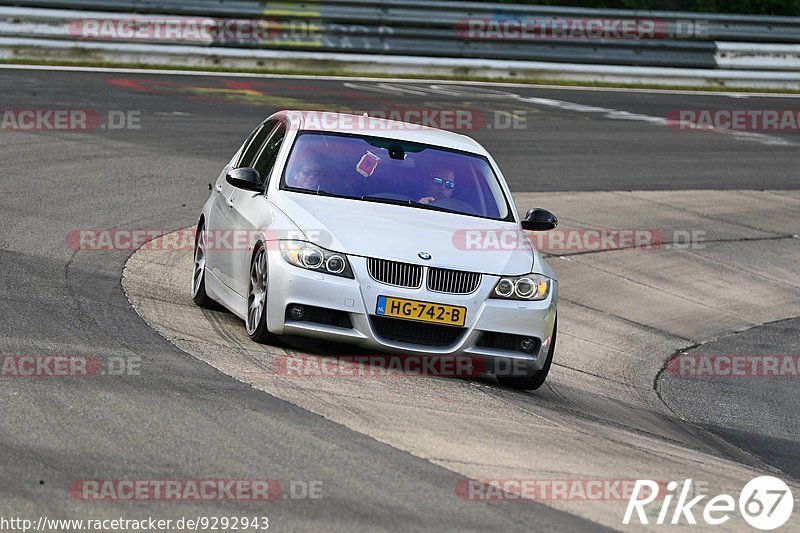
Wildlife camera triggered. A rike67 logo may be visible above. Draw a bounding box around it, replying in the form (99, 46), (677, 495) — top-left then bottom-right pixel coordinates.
(624, 477), (794, 530)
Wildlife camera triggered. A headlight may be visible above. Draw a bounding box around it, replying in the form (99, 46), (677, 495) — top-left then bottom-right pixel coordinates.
(491, 274), (551, 301)
(279, 241), (354, 279)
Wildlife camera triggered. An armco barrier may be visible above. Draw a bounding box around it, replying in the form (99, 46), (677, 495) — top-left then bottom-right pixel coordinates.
(0, 1), (798, 86)
(5, 1), (800, 42)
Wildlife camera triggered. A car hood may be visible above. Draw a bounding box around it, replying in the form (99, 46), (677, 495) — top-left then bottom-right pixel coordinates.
(274, 192), (535, 275)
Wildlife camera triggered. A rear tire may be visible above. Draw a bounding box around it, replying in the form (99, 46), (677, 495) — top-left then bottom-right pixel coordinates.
(497, 317), (557, 391)
(192, 222), (216, 308)
(246, 245), (279, 344)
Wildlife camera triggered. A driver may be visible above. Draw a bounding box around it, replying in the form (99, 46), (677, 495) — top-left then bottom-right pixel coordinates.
(288, 159), (324, 191)
(419, 168), (456, 205)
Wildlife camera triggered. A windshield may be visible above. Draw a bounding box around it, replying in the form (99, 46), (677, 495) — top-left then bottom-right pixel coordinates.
(280, 132), (513, 221)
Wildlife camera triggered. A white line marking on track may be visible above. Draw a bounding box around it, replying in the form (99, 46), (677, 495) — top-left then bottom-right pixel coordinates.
(344, 82), (795, 147)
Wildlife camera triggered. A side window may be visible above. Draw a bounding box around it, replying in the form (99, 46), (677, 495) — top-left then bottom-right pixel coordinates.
(238, 120), (275, 168)
(253, 123), (287, 184)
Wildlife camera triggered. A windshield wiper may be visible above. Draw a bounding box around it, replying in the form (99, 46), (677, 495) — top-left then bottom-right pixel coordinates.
(285, 186), (344, 198)
(311, 188), (339, 197)
(358, 195), (465, 215)
(359, 195), (416, 207)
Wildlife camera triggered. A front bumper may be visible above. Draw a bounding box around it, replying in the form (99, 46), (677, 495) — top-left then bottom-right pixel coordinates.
(264, 250), (558, 375)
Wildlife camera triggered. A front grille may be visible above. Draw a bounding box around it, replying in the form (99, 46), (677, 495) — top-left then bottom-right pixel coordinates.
(427, 268), (482, 294)
(371, 316), (465, 347)
(367, 258), (423, 288)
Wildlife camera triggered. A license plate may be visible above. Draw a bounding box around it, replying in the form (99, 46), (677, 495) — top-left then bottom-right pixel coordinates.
(375, 296), (466, 327)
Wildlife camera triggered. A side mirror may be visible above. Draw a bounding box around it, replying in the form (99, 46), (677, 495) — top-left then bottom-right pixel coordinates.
(226, 168), (263, 192)
(521, 208), (558, 231)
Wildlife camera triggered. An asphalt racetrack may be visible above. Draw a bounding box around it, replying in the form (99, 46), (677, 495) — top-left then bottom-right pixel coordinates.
(1, 66), (799, 531)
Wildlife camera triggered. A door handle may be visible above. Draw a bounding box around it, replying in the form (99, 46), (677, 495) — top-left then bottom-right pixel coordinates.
(226, 197), (235, 208)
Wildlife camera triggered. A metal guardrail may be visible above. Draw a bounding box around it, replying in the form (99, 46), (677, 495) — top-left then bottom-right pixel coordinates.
(0, 0), (798, 70)
(5, 0), (800, 40)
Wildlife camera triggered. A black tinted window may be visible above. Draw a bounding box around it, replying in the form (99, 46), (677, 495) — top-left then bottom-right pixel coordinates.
(239, 120), (275, 168)
(253, 123), (287, 184)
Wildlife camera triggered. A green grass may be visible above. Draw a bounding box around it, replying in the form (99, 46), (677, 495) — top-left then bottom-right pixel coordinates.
(2, 57), (799, 95)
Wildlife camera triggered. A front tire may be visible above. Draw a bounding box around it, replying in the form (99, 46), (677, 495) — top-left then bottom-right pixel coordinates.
(246, 245), (279, 344)
(192, 223), (216, 308)
(497, 317), (557, 391)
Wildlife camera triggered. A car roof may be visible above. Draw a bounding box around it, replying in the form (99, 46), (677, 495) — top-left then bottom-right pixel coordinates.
(280, 110), (486, 155)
